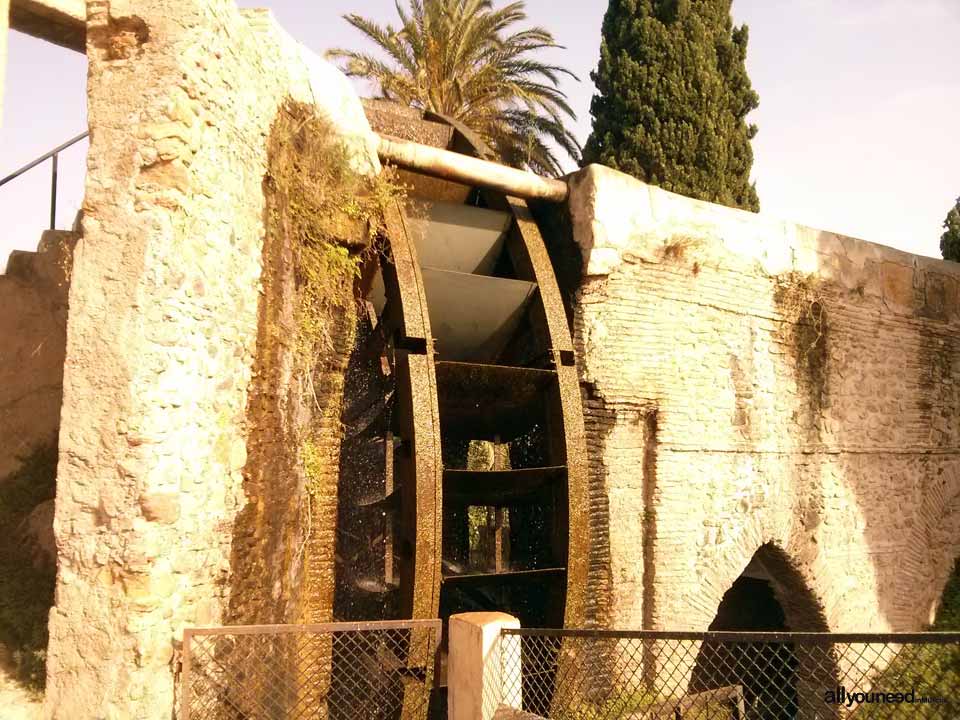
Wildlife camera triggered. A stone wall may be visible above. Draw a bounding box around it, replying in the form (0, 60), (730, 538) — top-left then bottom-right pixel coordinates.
(567, 164), (960, 635)
(0, 230), (76, 480)
(44, 2), (377, 717)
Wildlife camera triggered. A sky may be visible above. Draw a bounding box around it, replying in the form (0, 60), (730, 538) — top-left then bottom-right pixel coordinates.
(2, 0), (959, 271)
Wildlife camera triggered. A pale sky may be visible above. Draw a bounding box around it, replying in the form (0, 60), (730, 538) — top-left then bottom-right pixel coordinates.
(2, 0), (958, 271)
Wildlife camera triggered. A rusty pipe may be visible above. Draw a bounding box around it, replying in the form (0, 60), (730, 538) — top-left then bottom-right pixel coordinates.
(375, 134), (569, 203)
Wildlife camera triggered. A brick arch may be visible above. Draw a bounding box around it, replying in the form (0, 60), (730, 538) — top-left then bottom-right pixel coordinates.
(695, 540), (831, 634)
(752, 543), (831, 633)
(684, 522), (834, 634)
(931, 555), (960, 628)
(689, 542), (837, 719)
(922, 491), (960, 628)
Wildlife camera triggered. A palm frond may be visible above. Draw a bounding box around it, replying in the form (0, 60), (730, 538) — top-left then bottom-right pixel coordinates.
(330, 0), (580, 174)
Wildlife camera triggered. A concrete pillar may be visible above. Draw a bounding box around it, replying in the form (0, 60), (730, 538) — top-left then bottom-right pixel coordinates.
(1, 0), (8, 128)
(448, 612), (522, 720)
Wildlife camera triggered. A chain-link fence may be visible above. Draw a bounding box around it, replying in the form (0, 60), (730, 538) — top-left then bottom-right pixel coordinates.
(488, 629), (960, 720)
(180, 619), (440, 720)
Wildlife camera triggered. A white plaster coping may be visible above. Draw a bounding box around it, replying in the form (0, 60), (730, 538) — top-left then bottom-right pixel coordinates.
(298, 47), (382, 176)
(242, 7), (382, 177)
(567, 163), (960, 291)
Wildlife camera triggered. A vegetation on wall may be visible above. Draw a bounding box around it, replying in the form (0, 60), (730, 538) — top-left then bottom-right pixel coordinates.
(328, 0), (581, 176)
(941, 196), (960, 262)
(265, 100), (405, 549)
(230, 100), (407, 632)
(772, 272), (830, 437)
(0, 443), (58, 690)
(934, 559), (960, 630)
(583, 0), (760, 211)
(266, 102), (403, 371)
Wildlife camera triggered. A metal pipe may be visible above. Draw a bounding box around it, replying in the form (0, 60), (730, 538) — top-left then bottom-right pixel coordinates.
(375, 134), (568, 203)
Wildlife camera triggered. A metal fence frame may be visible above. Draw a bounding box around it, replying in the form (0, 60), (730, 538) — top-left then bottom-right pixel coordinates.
(494, 628), (960, 720)
(181, 618), (442, 720)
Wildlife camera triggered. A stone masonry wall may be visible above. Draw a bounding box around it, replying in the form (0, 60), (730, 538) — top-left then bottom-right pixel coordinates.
(567, 164), (960, 635)
(0, 231), (76, 481)
(45, 2), (378, 717)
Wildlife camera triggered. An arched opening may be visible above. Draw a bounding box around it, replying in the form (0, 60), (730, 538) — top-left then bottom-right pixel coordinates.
(689, 543), (834, 720)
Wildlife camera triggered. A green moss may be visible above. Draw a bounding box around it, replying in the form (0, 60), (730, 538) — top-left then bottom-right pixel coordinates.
(301, 438), (327, 499)
(0, 443), (58, 690)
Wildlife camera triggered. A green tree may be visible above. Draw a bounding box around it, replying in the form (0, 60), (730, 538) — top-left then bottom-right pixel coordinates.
(328, 0), (580, 176)
(941, 197), (960, 262)
(583, 0), (760, 211)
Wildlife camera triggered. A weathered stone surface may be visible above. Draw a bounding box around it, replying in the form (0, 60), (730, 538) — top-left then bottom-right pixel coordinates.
(139, 492), (180, 524)
(18, 499), (57, 570)
(567, 164), (960, 636)
(0, 231), (77, 480)
(44, 3), (377, 718)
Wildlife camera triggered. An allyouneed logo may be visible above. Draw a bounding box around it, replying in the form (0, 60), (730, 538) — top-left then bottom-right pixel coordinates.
(824, 686), (947, 708)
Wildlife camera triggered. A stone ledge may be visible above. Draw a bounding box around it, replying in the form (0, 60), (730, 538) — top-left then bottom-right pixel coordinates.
(10, 0), (85, 53)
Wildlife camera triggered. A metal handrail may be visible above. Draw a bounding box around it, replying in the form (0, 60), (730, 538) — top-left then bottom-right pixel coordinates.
(0, 131), (89, 230)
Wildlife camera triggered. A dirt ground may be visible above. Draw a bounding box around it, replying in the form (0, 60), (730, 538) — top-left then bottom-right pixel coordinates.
(0, 647), (42, 720)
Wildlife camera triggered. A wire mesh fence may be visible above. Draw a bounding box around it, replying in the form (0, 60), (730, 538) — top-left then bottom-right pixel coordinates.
(180, 619), (440, 720)
(488, 629), (960, 720)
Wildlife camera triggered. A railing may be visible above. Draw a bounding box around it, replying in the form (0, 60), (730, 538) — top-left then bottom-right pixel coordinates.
(0, 131), (89, 230)
(488, 628), (960, 719)
(181, 619), (441, 720)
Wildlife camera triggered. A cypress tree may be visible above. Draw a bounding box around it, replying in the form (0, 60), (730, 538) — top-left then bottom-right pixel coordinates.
(941, 197), (960, 262)
(583, 0), (760, 211)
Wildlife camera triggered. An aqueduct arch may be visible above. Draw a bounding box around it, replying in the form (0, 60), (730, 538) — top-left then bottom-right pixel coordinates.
(707, 542), (830, 634)
(689, 543), (836, 720)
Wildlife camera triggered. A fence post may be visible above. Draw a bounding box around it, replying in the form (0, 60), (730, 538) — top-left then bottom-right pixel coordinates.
(448, 612), (522, 720)
(180, 629), (192, 720)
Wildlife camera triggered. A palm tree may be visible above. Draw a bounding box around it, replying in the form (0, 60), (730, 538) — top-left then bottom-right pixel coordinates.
(327, 0), (581, 176)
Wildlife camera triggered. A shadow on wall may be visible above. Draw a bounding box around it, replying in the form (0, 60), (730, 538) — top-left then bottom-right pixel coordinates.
(805, 233), (960, 631)
(0, 442), (58, 690)
(933, 559), (960, 630)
